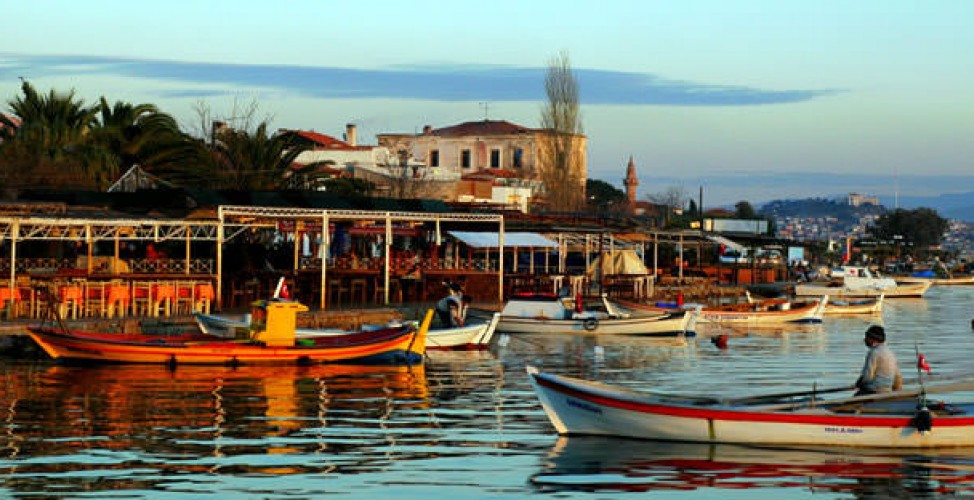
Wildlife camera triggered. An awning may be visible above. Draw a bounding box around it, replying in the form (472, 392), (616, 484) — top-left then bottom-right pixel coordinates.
(449, 231), (558, 249)
(707, 235), (746, 252)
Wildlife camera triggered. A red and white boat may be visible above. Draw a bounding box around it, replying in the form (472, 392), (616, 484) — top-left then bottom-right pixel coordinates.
(616, 295), (827, 325)
(527, 366), (974, 448)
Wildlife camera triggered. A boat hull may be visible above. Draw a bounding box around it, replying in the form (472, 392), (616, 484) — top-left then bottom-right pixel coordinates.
(896, 276), (974, 286)
(497, 311), (694, 337)
(795, 281), (930, 299)
(28, 317), (430, 366)
(528, 367), (974, 448)
(823, 296), (884, 315)
(195, 312), (499, 350)
(617, 297), (825, 325)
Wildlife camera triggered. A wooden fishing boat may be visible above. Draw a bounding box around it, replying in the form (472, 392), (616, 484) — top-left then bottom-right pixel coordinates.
(527, 366), (974, 448)
(823, 295), (884, 315)
(796, 266), (931, 298)
(28, 300), (433, 366)
(896, 275), (974, 286)
(496, 293), (698, 337)
(195, 311), (500, 350)
(615, 295), (826, 325)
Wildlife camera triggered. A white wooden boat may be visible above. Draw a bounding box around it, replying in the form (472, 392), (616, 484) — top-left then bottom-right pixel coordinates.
(496, 293), (698, 337)
(796, 266), (931, 298)
(896, 275), (974, 286)
(615, 295), (826, 325)
(527, 366), (974, 448)
(195, 311), (500, 350)
(823, 295), (884, 315)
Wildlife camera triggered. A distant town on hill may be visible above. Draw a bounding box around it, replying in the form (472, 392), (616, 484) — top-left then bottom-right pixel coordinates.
(755, 193), (974, 256)
(757, 191), (974, 223)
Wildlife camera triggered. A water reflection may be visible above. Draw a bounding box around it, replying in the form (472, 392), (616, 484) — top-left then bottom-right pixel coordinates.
(531, 436), (974, 497)
(0, 362), (431, 494)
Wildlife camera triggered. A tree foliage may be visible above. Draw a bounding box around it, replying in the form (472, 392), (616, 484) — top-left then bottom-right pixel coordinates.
(538, 51), (585, 212)
(734, 200), (757, 219)
(585, 179), (626, 212)
(869, 207), (948, 252)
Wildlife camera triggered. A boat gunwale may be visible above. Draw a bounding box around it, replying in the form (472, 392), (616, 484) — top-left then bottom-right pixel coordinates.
(531, 370), (974, 428)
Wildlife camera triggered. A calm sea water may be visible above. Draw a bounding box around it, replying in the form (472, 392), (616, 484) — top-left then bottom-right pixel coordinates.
(3, 286), (974, 499)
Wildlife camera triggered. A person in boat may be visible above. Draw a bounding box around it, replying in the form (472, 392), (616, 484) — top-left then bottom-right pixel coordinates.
(854, 325), (903, 396)
(435, 282), (464, 327)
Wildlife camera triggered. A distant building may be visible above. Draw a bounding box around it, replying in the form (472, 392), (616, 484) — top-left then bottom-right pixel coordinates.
(847, 192), (879, 207)
(376, 119), (587, 207)
(623, 155), (639, 213)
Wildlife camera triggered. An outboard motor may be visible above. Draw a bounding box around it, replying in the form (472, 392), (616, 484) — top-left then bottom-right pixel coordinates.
(914, 405), (933, 434)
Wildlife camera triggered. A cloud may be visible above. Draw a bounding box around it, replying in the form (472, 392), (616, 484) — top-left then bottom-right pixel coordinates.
(0, 53), (839, 106)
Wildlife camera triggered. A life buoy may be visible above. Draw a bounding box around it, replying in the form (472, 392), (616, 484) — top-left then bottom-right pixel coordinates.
(583, 317), (599, 331)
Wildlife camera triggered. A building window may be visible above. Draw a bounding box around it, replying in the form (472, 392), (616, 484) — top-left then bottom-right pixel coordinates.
(490, 149), (501, 168)
(512, 148), (523, 168)
(430, 149), (439, 167)
(461, 149), (471, 169)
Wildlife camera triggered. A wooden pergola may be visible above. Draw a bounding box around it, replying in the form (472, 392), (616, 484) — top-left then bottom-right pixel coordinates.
(1, 205), (506, 312)
(216, 205), (505, 309)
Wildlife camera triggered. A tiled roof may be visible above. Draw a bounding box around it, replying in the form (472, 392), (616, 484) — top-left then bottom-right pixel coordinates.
(431, 120), (536, 137)
(283, 130), (360, 150)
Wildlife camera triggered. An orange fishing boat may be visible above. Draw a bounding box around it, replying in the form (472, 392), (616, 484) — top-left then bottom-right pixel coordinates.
(28, 300), (432, 366)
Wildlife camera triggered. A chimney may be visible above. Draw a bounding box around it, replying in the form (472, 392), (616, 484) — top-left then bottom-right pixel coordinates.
(345, 123), (357, 146)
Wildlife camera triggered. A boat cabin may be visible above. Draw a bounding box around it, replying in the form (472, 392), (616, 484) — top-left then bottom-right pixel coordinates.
(248, 300), (309, 347)
(499, 293), (629, 320)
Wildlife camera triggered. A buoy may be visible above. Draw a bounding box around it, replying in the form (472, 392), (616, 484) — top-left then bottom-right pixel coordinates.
(676, 291), (684, 307)
(711, 335), (728, 350)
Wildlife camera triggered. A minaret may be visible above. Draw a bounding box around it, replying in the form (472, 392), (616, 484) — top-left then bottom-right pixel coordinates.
(623, 155), (639, 209)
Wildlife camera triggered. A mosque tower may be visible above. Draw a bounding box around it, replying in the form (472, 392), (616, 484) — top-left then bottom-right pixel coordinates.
(623, 155), (639, 209)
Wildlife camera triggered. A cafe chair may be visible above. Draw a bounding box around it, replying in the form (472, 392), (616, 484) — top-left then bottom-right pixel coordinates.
(349, 278), (368, 305)
(327, 278), (349, 308)
(105, 281), (131, 318)
(83, 281), (108, 318)
(194, 282), (215, 314)
(130, 281), (154, 317)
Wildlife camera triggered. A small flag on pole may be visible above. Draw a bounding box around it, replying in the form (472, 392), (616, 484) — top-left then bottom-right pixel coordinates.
(273, 277), (291, 300)
(917, 353), (931, 373)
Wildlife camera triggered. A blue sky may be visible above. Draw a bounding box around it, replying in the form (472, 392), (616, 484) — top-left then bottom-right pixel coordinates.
(2, 0), (973, 206)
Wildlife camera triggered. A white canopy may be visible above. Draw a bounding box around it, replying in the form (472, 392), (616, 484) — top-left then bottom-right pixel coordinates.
(449, 231), (559, 249)
(707, 234), (747, 252)
(586, 249), (649, 276)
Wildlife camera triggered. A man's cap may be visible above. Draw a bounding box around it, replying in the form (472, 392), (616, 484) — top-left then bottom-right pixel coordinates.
(865, 325), (885, 342)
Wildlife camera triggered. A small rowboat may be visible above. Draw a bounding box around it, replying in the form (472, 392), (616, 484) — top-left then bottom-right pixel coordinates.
(195, 312), (501, 350)
(28, 300), (432, 366)
(896, 275), (974, 286)
(527, 366), (974, 448)
(616, 295), (826, 325)
(496, 293), (697, 337)
(823, 295), (884, 315)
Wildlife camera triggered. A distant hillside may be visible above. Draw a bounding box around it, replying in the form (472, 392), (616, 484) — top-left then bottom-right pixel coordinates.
(759, 197), (886, 221)
(879, 192), (974, 222)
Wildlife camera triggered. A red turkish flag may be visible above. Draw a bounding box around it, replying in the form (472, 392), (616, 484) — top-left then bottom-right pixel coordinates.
(917, 354), (931, 373)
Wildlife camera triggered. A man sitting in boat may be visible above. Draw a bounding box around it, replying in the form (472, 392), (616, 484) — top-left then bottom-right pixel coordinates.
(854, 325), (903, 396)
(435, 282), (469, 327)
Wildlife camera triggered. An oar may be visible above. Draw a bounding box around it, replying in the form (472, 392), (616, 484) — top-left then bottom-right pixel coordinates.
(723, 384), (854, 405)
(754, 378), (974, 411)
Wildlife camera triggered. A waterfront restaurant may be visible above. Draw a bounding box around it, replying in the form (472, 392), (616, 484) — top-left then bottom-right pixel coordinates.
(0, 202), (505, 319)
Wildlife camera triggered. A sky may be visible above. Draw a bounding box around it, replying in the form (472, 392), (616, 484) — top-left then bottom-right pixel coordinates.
(2, 0), (973, 207)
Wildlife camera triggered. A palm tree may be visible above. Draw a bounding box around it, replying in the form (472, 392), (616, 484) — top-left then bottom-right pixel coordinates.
(209, 121), (314, 190)
(91, 97), (201, 188)
(0, 80), (99, 188)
